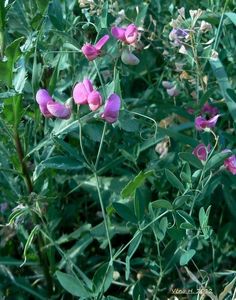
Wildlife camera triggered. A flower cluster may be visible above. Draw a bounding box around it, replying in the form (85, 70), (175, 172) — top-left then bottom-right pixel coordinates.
(81, 23), (140, 65)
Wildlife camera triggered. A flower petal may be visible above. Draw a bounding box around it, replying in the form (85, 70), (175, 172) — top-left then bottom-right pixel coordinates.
(125, 24), (138, 44)
(81, 43), (99, 61)
(95, 34), (110, 50)
(111, 26), (126, 42)
(101, 93), (121, 123)
(87, 90), (102, 111)
(36, 89), (53, 106)
(83, 79), (94, 94)
(47, 101), (71, 119)
(121, 49), (140, 65)
(73, 82), (89, 105)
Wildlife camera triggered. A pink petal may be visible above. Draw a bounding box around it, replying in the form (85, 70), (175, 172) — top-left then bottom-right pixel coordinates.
(125, 24), (138, 44)
(39, 103), (54, 118)
(101, 93), (121, 123)
(111, 26), (126, 42)
(47, 101), (71, 119)
(36, 89), (53, 106)
(73, 82), (89, 105)
(95, 35), (110, 50)
(81, 43), (99, 61)
(83, 79), (94, 94)
(87, 90), (102, 111)
(224, 155), (236, 175)
(192, 143), (208, 161)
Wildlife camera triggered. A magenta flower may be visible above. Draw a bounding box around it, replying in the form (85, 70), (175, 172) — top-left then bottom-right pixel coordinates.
(111, 24), (138, 44)
(87, 90), (102, 111)
(73, 78), (102, 111)
(192, 144), (210, 161)
(81, 35), (109, 61)
(36, 89), (71, 119)
(101, 94), (121, 123)
(73, 79), (93, 105)
(224, 154), (236, 175)
(201, 102), (219, 117)
(195, 115), (220, 131)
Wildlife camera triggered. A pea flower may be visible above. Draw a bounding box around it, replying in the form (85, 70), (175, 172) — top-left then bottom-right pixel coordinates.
(195, 115), (220, 131)
(111, 24), (138, 44)
(73, 79), (102, 111)
(36, 89), (71, 119)
(121, 48), (139, 65)
(81, 34), (109, 61)
(224, 152), (236, 175)
(101, 93), (121, 123)
(162, 81), (179, 97)
(201, 102), (219, 118)
(192, 143), (210, 161)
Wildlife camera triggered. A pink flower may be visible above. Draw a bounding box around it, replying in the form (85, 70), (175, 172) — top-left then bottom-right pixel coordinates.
(195, 114), (220, 131)
(73, 79), (93, 105)
(101, 94), (121, 123)
(36, 89), (71, 119)
(201, 102), (219, 117)
(192, 144), (210, 161)
(73, 79), (102, 111)
(166, 86), (179, 97)
(87, 90), (102, 111)
(81, 35), (109, 61)
(111, 24), (138, 44)
(224, 154), (236, 175)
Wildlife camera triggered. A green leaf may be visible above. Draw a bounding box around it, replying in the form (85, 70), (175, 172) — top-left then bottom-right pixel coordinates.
(113, 202), (137, 223)
(155, 217), (168, 241)
(133, 280), (145, 300)
(134, 189), (145, 221)
(56, 271), (91, 298)
(209, 58), (236, 122)
(177, 210), (195, 227)
(205, 151), (231, 172)
(48, 0), (65, 30)
(33, 156), (84, 180)
(173, 195), (191, 208)
(21, 225), (39, 267)
(165, 169), (185, 192)
(92, 263), (114, 295)
(126, 233), (142, 280)
(225, 12), (236, 26)
(180, 249), (196, 266)
(151, 199), (173, 210)
(100, 1), (108, 28)
(49, 55), (61, 94)
(121, 170), (153, 198)
(179, 152), (203, 169)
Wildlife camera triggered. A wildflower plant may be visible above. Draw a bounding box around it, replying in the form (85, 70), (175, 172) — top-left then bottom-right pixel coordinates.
(0, 0), (236, 299)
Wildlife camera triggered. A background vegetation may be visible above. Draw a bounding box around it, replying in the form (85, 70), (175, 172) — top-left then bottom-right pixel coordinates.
(0, 0), (236, 299)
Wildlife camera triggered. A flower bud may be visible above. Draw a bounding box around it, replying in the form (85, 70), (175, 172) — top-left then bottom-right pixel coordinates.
(101, 93), (121, 123)
(121, 49), (139, 65)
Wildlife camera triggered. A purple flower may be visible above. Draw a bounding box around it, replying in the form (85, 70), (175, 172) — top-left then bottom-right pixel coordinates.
(169, 28), (189, 46)
(36, 89), (71, 119)
(192, 143), (210, 161)
(224, 154), (236, 175)
(201, 102), (219, 117)
(121, 49), (139, 65)
(73, 79), (102, 111)
(195, 114), (220, 131)
(101, 94), (121, 123)
(81, 35), (109, 61)
(111, 24), (138, 44)
(166, 86), (179, 97)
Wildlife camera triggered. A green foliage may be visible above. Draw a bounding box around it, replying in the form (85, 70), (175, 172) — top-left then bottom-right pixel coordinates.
(1, 0), (236, 299)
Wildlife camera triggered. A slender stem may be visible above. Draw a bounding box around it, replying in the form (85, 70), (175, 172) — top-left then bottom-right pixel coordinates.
(14, 132), (33, 194)
(93, 60), (106, 98)
(94, 172), (113, 262)
(95, 122), (107, 170)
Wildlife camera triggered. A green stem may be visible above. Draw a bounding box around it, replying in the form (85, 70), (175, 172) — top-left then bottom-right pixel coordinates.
(94, 172), (113, 262)
(95, 122), (107, 170)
